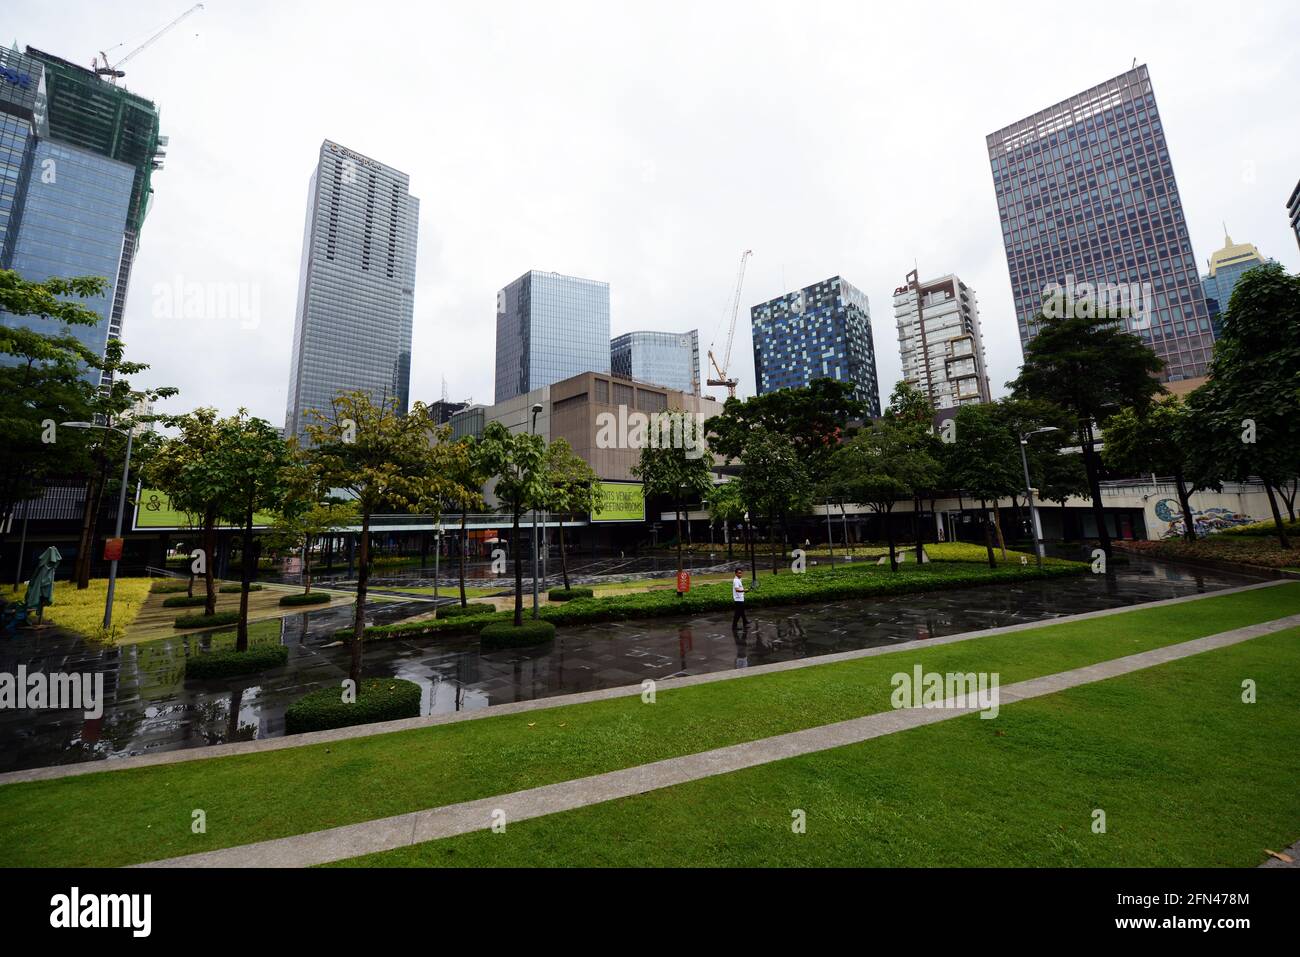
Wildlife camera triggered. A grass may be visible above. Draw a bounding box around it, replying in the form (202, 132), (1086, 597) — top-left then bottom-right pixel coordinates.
(1120, 535), (1299, 572)
(338, 626), (1300, 867)
(3, 577), (151, 643)
(0, 583), (1296, 867)
(377, 585), (507, 599)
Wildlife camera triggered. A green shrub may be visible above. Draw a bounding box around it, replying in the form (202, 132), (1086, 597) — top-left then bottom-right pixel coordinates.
(185, 643), (288, 680)
(548, 587), (594, 601)
(174, 611), (240, 629)
(436, 602), (496, 618)
(479, 620), (557, 648)
(1215, 518), (1300, 539)
(162, 594), (208, 608)
(284, 678), (422, 734)
(279, 591), (332, 607)
(220, 583), (263, 593)
(150, 580), (193, 594)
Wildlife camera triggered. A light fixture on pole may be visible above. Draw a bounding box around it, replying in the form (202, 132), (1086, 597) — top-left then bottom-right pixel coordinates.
(529, 402), (543, 618)
(62, 420), (136, 630)
(1018, 426), (1057, 569)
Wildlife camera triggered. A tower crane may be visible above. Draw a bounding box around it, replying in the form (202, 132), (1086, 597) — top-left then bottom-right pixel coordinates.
(93, 3), (205, 84)
(706, 249), (752, 399)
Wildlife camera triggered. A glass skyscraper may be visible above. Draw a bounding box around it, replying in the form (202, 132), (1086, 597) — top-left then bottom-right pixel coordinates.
(987, 65), (1213, 381)
(1201, 232), (1270, 338)
(610, 329), (699, 394)
(285, 140), (419, 438)
(495, 270), (610, 403)
(750, 275), (880, 416)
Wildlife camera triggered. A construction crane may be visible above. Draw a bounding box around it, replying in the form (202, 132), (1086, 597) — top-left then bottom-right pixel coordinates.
(93, 3), (204, 83)
(706, 249), (752, 398)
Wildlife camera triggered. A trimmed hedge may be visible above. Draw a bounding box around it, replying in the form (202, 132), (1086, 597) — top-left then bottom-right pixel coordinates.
(220, 583), (263, 593)
(548, 587), (594, 601)
(151, 580), (193, 594)
(435, 602), (496, 618)
(163, 594), (208, 608)
(279, 591), (332, 607)
(174, 611), (240, 630)
(185, 643), (288, 680)
(284, 678), (422, 734)
(480, 620), (557, 648)
(336, 560), (1089, 643)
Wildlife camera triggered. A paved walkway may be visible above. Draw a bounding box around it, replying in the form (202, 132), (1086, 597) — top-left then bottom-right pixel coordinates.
(134, 610), (1300, 868)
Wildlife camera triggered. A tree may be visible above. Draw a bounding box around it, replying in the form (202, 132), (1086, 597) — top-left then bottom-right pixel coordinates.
(734, 431), (813, 575)
(632, 436), (714, 587)
(948, 404), (1022, 567)
(1010, 302), (1165, 557)
(207, 412), (292, 650)
(541, 438), (602, 592)
(823, 418), (939, 571)
(476, 421), (547, 626)
(1181, 263), (1300, 547)
(302, 391), (456, 681)
(144, 408), (226, 615)
(883, 381), (942, 563)
(1103, 397), (1200, 543)
(443, 437), (488, 608)
(706, 480), (745, 562)
(267, 496), (359, 594)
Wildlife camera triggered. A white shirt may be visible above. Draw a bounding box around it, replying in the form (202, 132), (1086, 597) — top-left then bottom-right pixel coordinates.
(733, 576), (745, 602)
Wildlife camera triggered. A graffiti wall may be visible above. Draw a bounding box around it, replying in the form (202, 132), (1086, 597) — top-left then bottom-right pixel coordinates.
(1150, 498), (1255, 540)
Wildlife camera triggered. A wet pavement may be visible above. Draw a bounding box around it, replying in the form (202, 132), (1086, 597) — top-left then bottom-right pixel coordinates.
(0, 557), (1272, 773)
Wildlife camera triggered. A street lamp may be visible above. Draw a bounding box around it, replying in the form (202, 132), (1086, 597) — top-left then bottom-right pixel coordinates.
(529, 402), (543, 618)
(1018, 426), (1057, 570)
(62, 420), (136, 630)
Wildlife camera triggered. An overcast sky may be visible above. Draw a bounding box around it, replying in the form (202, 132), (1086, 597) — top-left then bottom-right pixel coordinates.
(13, 0), (1300, 424)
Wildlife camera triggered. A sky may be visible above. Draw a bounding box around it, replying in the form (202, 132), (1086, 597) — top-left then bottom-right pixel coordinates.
(12, 0), (1300, 425)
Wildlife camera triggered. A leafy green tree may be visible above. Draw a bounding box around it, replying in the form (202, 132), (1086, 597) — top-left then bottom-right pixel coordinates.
(948, 404), (1023, 567)
(1010, 302), (1165, 557)
(1180, 263), (1300, 547)
(476, 421), (548, 626)
(1103, 397), (1200, 543)
(732, 430), (813, 576)
(707, 378), (863, 477)
(632, 438), (715, 587)
(706, 479), (745, 562)
(883, 381), (943, 563)
(443, 437), (488, 608)
(541, 438), (603, 592)
(302, 391), (457, 680)
(267, 496), (359, 594)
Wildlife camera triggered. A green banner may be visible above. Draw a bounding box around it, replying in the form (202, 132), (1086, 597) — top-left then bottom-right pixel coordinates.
(591, 481), (645, 523)
(133, 488), (277, 530)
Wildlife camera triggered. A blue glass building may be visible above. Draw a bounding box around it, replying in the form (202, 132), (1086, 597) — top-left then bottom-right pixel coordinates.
(750, 275), (880, 416)
(987, 65), (1214, 381)
(495, 270), (610, 403)
(1200, 233), (1270, 338)
(610, 329), (699, 394)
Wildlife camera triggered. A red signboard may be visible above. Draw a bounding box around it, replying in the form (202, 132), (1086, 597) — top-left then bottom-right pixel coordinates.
(103, 538), (124, 561)
(676, 570), (691, 594)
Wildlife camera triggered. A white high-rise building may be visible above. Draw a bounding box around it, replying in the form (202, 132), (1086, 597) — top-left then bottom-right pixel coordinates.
(893, 271), (991, 411)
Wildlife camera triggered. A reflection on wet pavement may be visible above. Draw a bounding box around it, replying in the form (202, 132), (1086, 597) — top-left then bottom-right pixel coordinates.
(0, 558), (1270, 772)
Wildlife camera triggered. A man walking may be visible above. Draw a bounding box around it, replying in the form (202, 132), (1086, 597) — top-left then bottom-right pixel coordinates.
(731, 567), (748, 630)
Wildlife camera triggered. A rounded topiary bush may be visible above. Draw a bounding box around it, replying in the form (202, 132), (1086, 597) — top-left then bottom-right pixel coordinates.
(174, 611), (240, 629)
(163, 594), (208, 608)
(436, 601), (496, 618)
(479, 620), (557, 648)
(284, 678), (422, 734)
(220, 583), (263, 594)
(279, 591), (332, 607)
(185, 643), (288, 680)
(548, 587), (594, 602)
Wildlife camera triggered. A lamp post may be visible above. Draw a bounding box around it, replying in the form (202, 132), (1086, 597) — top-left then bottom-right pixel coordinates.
(1018, 426), (1057, 570)
(529, 402), (543, 618)
(63, 420), (135, 630)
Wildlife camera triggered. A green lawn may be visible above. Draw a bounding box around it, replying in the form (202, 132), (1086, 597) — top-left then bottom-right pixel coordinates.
(339, 625), (1300, 867)
(4, 577), (151, 642)
(0, 583), (1296, 868)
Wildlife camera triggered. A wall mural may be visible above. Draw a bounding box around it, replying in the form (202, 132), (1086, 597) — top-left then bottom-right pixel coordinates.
(1152, 499), (1254, 539)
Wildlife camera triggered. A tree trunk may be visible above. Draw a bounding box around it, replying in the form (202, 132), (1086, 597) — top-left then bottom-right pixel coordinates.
(458, 507), (468, 607)
(74, 461), (106, 590)
(1173, 471), (1197, 544)
(726, 520), (734, 561)
(237, 500), (254, 652)
(304, 533), (313, 593)
(1081, 433), (1111, 557)
(674, 499), (683, 585)
(747, 518), (757, 584)
(770, 516), (779, 575)
(914, 494), (924, 565)
(512, 507), (524, 627)
(1263, 482), (1292, 549)
(981, 499), (996, 568)
(349, 510), (371, 685)
(203, 510), (218, 616)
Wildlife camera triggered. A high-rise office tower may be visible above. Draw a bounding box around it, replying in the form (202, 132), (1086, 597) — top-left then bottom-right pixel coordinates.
(987, 65), (1213, 381)
(494, 270), (610, 403)
(1287, 179), (1300, 253)
(610, 329), (700, 395)
(893, 271), (991, 410)
(285, 140), (419, 438)
(0, 46), (164, 382)
(750, 275), (880, 416)
(1201, 232), (1270, 337)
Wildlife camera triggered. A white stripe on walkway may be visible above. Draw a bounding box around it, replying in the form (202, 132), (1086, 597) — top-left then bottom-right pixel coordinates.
(134, 612), (1300, 868)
